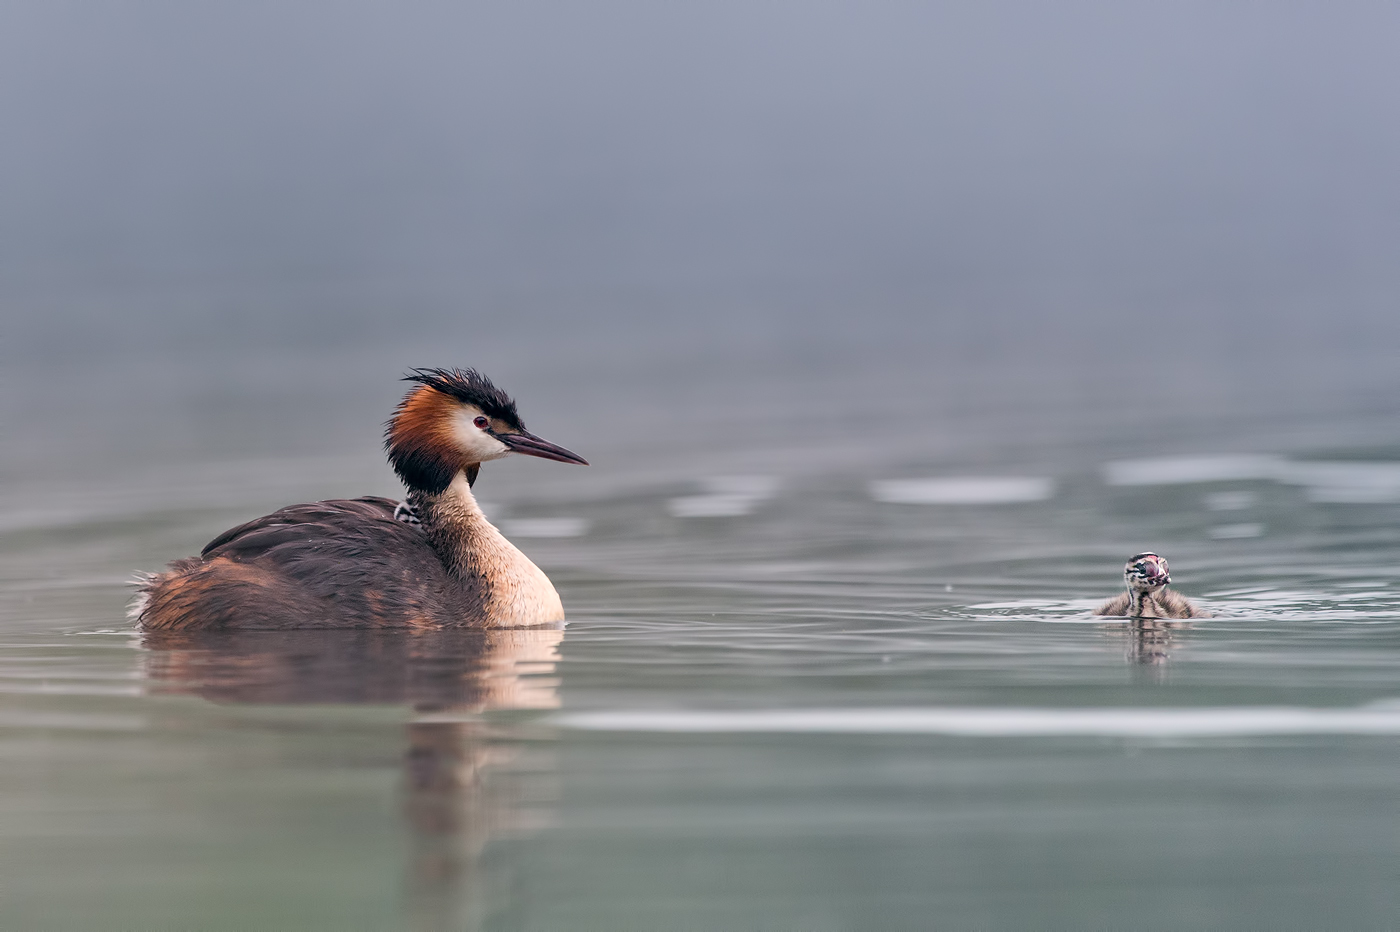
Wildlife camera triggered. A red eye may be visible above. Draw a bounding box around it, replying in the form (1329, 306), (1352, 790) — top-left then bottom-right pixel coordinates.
(473, 416), (490, 430)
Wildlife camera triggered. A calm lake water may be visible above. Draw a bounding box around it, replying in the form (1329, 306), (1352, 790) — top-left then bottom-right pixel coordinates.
(3, 350), (1400, 930)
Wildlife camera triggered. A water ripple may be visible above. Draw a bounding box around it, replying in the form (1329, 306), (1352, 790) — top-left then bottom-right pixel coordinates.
(555, 702), (1400, 737)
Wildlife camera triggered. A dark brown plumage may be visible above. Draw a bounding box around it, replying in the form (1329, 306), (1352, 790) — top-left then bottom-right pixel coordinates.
(132, 370), (586, 631)
(137, 497), (486, 630)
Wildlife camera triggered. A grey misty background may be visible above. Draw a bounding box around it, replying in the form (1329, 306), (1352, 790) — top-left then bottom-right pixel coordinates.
(2, 2), (1398, 482)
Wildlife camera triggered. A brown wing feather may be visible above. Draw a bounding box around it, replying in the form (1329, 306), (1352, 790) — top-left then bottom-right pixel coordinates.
(200, 496), (399, 556)
(138, 497), (480, 630)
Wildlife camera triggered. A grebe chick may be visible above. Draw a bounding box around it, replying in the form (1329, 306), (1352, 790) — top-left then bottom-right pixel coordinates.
(1093, 552), (1209, 619)
(133, 368), (587, 631)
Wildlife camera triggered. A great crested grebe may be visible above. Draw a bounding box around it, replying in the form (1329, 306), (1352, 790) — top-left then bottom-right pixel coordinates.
(1093, 552), (1208, 619)
(132, 368), (587, 630)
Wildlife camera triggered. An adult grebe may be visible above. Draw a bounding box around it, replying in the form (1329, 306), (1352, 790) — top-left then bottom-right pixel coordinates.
(1093, 552), (1208, 619)
(132, 368), (587, 630)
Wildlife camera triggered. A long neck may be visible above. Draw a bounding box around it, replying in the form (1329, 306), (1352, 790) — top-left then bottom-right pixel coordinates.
(409, 471), (495, 579)
(408, 471), (565, 626)
(1126, 585), (1160, 617)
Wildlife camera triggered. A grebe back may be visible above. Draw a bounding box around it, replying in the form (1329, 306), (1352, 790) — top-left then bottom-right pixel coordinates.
(133, 368), (587, 631)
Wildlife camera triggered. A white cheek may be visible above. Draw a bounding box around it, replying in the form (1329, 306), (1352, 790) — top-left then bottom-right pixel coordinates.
(450, 409), (512, 461)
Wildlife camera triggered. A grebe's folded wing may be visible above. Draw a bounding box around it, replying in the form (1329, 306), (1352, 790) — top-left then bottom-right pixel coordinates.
(201, 497), (402, 557)
(140, 496), (460, 630)
(189, 496), (456, 618)
(198, 497), (442, 589)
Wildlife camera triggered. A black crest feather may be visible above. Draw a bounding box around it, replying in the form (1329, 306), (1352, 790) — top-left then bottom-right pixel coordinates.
(402, 368), (523, 428)
(384, 368), (521, 493)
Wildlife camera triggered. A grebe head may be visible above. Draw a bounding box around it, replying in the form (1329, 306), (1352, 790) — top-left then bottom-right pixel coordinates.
(1124, 552), (1170, 592)
(386, 368), (587, 493)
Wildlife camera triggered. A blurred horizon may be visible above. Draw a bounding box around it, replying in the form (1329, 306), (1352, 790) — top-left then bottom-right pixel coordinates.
(4, 1), (1399, 476)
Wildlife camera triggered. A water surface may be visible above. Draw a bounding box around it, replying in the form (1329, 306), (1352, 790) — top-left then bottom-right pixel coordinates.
(3, 359), (1400, 930)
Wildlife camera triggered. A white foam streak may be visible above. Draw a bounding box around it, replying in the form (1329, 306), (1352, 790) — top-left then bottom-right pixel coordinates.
(1102, 455), (1283, 486)
(502, 517), (590, 538)
(1103, 456), (1400, 503)
(669, 475), (780, 517)
(869, 477), (1054, 505)
(555, 704), (1400, 737)
(1204, 490), (1258, 511)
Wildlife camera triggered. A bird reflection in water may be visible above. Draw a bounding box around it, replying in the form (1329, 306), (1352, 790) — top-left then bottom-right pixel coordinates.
(1103, 618), (1193, 676)
(140, 625), (563, 930)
